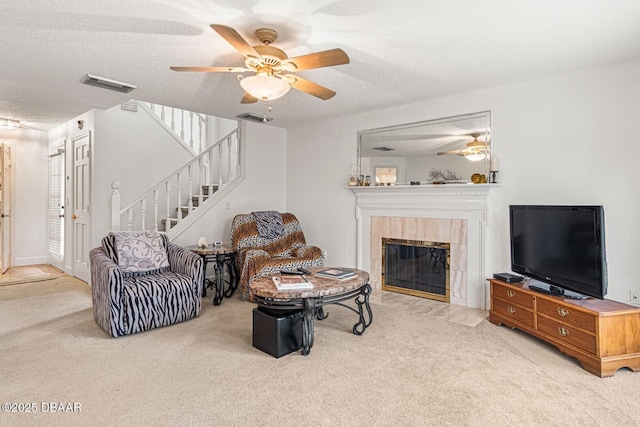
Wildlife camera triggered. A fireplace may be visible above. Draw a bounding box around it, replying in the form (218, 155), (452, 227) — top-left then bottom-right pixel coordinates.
(382, 238), (450, 302)
(350, 184), (491, 309)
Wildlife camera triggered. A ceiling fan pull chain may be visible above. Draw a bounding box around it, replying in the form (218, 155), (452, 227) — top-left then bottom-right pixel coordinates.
(261, 102), (274, 123)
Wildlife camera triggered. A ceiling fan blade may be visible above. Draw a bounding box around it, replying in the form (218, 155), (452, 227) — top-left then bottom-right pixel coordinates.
(433, 138), (470, 153)
(211, 24), (262, 60)
(282, 48), (350, 71)
(437, 149), (464, 156)
(283, 75), (336, 100)
(170, 66), (250, 72)
(241, 92), (259, 104)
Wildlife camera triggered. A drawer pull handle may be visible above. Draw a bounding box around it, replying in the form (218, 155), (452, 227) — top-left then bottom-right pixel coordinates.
(507, 306), (516, 314)
(558, 327), (570, 337)
(557, 307), (569, 317)
(506, 290), (515, 298)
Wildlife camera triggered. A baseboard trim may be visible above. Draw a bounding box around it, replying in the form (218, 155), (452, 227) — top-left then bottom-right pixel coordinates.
(14, 256), (49, 267)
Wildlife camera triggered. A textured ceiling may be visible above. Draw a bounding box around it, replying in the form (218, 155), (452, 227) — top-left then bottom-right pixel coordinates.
(2, 0), (640, 131)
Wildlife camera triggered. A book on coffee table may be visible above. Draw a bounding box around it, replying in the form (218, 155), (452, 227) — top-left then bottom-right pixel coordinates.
(272, 275), (313, 290)
(314, 268), (356, 280)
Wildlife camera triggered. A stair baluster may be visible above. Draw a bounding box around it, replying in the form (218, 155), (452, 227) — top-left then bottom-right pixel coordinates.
(180, 110), (185, 140)
(140, 199), (147, 231)
(189, 112), (194, 152)
(208, 148), (215, 196)
(199, 118), (204, 154)
(176, 173), (183, 221)
(165, 181), (172, 232)
(127, 208), (133, 230)
(198, 157), (204, 207)
(227, 135), (233, 184)
(217, 142), (223, 188)
(187, 164), (194, 212)
(153, 189), (159, 232)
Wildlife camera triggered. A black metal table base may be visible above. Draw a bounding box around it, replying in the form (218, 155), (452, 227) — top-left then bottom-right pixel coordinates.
(201, 253), (238, 305)
(254, 283), (373, 355)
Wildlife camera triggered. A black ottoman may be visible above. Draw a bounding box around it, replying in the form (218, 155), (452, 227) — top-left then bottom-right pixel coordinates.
(252, 307), (303, 358)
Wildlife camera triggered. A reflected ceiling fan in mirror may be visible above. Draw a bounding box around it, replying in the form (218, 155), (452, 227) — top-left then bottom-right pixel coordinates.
(436, 136), (489, 161)
(171, 24), (349, 105)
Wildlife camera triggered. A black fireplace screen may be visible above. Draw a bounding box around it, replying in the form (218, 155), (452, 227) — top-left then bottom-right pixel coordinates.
(383, 239), (449, 299)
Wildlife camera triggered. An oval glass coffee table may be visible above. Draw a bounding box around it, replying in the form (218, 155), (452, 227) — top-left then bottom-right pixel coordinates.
(250, 268), (373, 355)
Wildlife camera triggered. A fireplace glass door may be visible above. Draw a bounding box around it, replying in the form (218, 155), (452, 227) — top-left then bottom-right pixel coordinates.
(382, 238), (450, 302)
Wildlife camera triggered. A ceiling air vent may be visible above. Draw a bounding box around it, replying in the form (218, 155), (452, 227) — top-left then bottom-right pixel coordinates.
(236, 113), (273, 123)
(81, 74), (137, 93)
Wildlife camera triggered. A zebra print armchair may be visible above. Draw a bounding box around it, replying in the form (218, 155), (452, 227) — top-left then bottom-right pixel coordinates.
(230, 212), (324, 301)
(90, 231), (203, 337)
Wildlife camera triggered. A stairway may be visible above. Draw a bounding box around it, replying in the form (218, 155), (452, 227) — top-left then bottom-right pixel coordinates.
(110, 124), (242, 239)
(160, 184), (218, 231)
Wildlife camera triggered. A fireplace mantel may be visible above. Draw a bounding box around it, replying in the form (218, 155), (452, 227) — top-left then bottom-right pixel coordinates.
(349, 183), (496, 309)
(348, 183), (494, 197)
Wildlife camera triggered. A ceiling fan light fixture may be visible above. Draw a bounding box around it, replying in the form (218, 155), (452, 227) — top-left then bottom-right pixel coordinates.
(0, 117), (21, 130)
(464, 152), (486, 161)
(239, 74), (291, 101)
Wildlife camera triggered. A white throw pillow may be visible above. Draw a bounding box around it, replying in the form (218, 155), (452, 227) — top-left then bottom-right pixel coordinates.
(111, 231), (169, 273)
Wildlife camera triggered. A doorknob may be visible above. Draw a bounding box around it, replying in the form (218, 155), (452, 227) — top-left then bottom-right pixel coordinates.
(71, 214), (77, 220)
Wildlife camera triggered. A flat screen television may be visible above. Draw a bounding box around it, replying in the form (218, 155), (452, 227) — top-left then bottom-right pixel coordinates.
(509, 205), (607, 299)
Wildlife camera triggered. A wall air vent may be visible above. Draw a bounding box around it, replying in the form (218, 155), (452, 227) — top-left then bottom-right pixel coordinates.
(236, 113), (273, 123)
(121, 100), (138, 112)
(81, 74), (137, 93)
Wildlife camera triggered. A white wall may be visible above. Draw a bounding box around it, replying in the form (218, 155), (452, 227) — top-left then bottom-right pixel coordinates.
(1, 127), (49, 266)
(286, 59), (640, 304)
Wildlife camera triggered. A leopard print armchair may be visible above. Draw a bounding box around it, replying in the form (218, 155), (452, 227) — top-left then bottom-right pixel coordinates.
(230, 212), (324, 300)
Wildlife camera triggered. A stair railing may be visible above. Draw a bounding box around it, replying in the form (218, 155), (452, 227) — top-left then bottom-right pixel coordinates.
(110, 127), (240, 234)
(142, 102), (209, 155)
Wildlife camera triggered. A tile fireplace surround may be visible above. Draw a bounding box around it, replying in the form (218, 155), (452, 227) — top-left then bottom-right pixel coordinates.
(350, 184), (493, 310)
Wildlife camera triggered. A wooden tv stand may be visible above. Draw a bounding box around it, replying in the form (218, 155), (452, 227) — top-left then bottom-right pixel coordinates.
(488, 279), (640, 377)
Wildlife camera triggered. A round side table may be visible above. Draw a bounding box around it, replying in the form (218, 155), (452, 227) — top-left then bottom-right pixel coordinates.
(185, 244), (238, 305)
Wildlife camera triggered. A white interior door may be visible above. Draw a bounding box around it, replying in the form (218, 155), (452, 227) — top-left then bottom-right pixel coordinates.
(0, 144), (13, 274)
(48, 150), (65, 271)
(72, 133), (91, 282)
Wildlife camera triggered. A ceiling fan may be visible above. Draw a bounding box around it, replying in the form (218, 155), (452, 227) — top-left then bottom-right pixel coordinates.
(436, 136), (490, 161)
(170, 24), (350, 104)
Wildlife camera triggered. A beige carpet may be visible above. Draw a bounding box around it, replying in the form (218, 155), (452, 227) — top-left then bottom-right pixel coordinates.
(1, 276), (639, 427)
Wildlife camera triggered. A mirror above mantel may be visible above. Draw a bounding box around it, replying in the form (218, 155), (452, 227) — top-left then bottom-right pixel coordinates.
(357, 111), (492, 185)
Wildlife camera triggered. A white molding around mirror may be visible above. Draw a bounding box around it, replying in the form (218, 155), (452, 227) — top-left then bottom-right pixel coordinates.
(357, 111), (492, 185)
